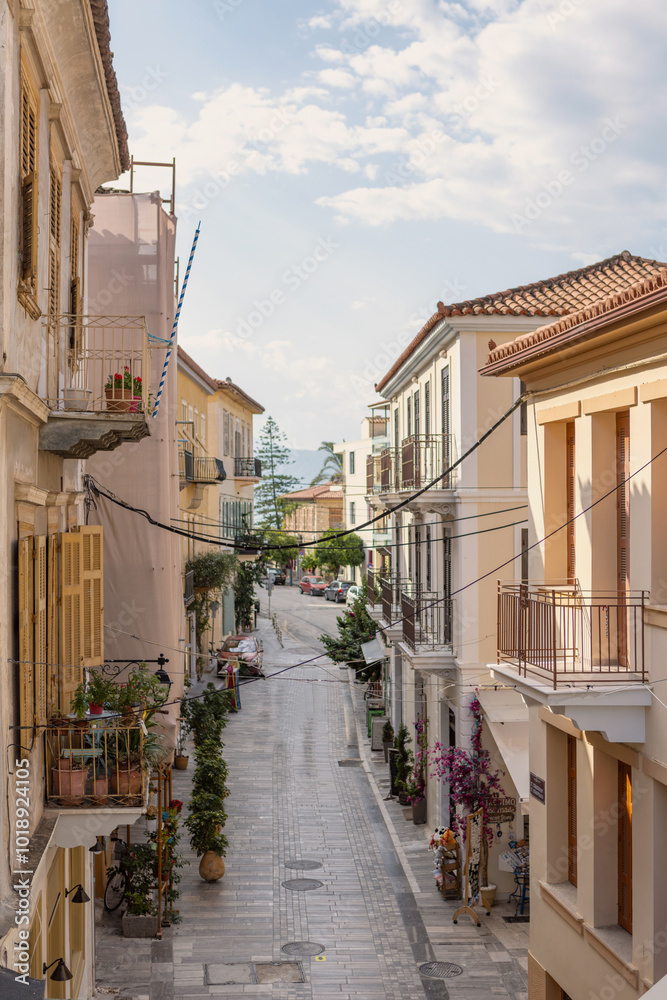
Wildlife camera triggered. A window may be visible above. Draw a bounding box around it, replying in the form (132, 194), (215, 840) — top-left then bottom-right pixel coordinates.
(567, 735), (577, 886)
(618, 762), (632, 933)
(223, 410), (230, 455)
(566, 423), (575, 582)
(394, 407), (399, 448)
(48, 150), (62, 322)
(443, 532), (452, 643)
(407, 396), (412, 438)
(520, 380), (528, 435)
(349, 451), (355, 475)
(193, 408), (199, 440)
(200, 412), (206, 447)
(415, 526), (421, 590)
(424, 381), (430, 434)
(19, 58), (39, 294)
(181, 400), (188, 423)
(521, 527), (529, 583)
(441, 368), (451, 484)
(68, 197), (82, 354)
(414, 390), (420, 437)
(426, 525), (431, 590)
(350, 502), (355, 524)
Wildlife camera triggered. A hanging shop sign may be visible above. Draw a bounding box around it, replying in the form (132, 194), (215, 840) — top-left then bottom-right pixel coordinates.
(485, 796), (517, 824)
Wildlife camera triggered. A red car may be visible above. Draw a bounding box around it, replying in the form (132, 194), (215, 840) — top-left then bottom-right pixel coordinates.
(299, 576), (327, 596)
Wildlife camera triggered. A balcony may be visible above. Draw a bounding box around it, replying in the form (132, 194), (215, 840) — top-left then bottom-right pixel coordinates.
(378, 434), (456, 495)
(497, 583), (647, 688)
(184, 569), (195, 608)
(234, 456), (262, 480)
(38, 315), (152, 459)
(179, 447), (226, 484)
(401, 586), (454, 652)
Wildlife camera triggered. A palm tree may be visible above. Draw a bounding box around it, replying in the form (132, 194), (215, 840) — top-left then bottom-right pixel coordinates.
(311, 441), (344, 485)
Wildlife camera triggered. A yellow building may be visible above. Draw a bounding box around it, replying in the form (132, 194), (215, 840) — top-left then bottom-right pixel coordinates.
(482, 264), (667, 998)
(177, 347), (263, 652)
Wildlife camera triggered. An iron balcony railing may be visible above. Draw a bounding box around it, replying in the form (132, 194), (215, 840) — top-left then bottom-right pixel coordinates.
(367, 454), (383, 494)
(179, 448), (226, 483)
(381, 575), (406, 625)
(234, 457), (262, 478)
(400, 434), (457, 490)
(45, 719), (146, 808)
(184, 569), (195, 607)
(367, 567), (377, 607)
(45, 314), (152, 414)
(401, 586), (454, 651)
(497, 582), (647, 687)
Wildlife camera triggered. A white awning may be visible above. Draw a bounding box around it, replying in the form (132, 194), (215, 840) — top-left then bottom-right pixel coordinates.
(477, 688), (530, 812)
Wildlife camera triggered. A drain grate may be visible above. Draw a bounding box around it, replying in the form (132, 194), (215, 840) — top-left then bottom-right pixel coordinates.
(282, 878), (324, 891)
(285, 860), (322, 871)
(419, 961), (464, 979)
(282, 942), (325, 957)
(503, 915), (530, 923)
(338, 759), (363, 767)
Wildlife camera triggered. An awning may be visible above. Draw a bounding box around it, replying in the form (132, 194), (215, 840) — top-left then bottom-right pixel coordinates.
(0, 965), (44, 999)
(477, 688), (530, 813)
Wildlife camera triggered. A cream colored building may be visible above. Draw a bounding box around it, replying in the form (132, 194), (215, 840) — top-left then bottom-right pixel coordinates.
(0, 2), (159, 997)
(483, 266), (667, 998)
(177, 347), (263, 646)
(368, 253), (666, 895)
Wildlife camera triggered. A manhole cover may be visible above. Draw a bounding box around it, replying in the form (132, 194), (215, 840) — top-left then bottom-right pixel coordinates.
(419, 961), (464, 979)
(282, 942), (325, 956)
(282, 879), (324, 892)
(338, 759), (363, 767)
(285, 859), (322, 871)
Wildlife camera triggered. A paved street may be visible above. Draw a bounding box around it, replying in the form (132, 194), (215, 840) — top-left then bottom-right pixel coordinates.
(96, 585), (528, 1000)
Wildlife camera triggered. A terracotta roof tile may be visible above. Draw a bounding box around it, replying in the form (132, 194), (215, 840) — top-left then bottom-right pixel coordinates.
(88, 0), (130, 173)
(376, 251), (667, 392)
(483, 268), (667, 371)
(216, 378), (264, 414)
(280, 482), (341, 501)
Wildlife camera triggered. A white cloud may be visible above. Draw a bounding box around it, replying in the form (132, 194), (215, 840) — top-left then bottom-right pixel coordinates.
(309, 14), (334, 28)
(318, 68), (357, 88)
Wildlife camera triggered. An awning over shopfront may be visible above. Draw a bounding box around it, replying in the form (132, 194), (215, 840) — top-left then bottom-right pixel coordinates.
(477, 687), (530, 814)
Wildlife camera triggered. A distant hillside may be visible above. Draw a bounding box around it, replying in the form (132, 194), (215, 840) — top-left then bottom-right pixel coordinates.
(288, 449), (325, 488)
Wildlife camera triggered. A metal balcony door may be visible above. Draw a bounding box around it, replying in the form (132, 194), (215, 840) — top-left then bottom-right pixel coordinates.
(616, 412), (630, 667)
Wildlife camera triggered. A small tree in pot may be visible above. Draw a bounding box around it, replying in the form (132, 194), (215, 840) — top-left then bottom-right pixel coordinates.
(381, 720), (394, 763)
(394, 723), (413, 806)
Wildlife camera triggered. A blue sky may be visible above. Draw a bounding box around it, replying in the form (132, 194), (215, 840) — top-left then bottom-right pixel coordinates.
(107, 0), (667, 449)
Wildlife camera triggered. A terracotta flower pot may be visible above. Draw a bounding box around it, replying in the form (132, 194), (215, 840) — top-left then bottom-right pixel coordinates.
(89, 702), (104, 716)
(51, 764), (88, 804)
(105, 386), (135, 412)
(199, 851), (225, 882)
(173, 755), (189, 770)
(110, 767), (143, 796)
(90, 773), (109, 805)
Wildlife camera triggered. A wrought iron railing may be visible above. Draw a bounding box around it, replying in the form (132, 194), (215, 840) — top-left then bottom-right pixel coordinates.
(381, 575), (405, 625)
(179, 447), (194, 481)
(45, 314), (152, 414)
(401, 587), (453, 651)
(179, 449), (225, 483)
(234, 457), (262, 478)
(45, 719), (146, 807)
(367, 567), (376, 607)
(400, 434), (456, 490)
(497, 582), (647, 687)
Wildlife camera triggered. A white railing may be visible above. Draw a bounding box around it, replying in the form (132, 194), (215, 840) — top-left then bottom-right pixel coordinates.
(45, 315), (151, 414)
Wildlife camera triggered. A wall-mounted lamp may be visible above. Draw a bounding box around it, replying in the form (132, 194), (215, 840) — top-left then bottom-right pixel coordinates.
(154, 653), (172, 688)
(89, 838), (104, 855)
(65, 884), (90, 904)
(43, 958), (73, 982)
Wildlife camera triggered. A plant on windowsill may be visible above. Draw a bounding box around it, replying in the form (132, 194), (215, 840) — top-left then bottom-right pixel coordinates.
(431, 696), (507, 906)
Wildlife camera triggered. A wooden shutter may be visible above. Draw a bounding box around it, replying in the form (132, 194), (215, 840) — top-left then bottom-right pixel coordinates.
(59, 531), (83, 711)
(566, 422), (576, 583)
(34, 536), (48, 726)
(441, 367), (450, 485)
(47, 534), (59, 715)
(48, 158), (62, 324)
(618, 762), (632, 933)
(616, 412), (630, 667)
(567, 735), (577, 886)
(79, 525), (104, 666)
(18, 538), (34, 733)
(19, 63), (38, 287)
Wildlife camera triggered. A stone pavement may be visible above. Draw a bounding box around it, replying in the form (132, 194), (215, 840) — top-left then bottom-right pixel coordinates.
(95, 613), (528, 1000)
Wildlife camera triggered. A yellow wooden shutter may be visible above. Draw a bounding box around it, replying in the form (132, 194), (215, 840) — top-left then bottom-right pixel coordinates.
(47, 534), (59, 714)
(34, 536), (47, 726)
(79, 525), (104, 667)
(59, 531), (83, 711)
(18, 537), (34, 733)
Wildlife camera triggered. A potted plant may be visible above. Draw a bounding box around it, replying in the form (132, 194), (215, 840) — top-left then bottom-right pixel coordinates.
(90, 762), (109, 805)
(87, 671), (115, 715)
(431, 697), (507, 907)
(174, 695), (192, 769)
(394, 723), (413, 806)
(70, 684), (89, 725)
(51, 757), (89, 804)
(185, 728), (230, 882)
(406, 717), (428, 825)
(145, 804), (158, 833)
(104, 366), (144, 412)
(382, 720), (394, 763)
(114, 844), (159, 937)
(62, 387), (92, 411)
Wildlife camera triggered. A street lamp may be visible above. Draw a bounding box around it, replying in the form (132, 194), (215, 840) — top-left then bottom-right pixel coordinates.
(154, 653), (172, 690)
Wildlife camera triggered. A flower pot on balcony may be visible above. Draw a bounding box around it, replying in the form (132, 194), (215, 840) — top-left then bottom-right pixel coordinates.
(173, 755), (189, 770)
(199, 852), (225, 882)
(411, 797), (427, 825)
(90, 773), (109, 806)
(62, 388), (92, 411)
(129, 396), (142, 413)
(52, 762), (88, 804)
(88, 702), (104, 716)
(110, 767), (143, 796)
(105, 387), (135, 412)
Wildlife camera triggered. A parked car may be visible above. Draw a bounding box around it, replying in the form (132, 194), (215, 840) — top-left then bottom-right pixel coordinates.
(217, 635), (264, 677)
(266, 567), (286, 586)
(324, 580), (355, 603)
(299, 576), (327, 596)
(346, 584), (361, 606)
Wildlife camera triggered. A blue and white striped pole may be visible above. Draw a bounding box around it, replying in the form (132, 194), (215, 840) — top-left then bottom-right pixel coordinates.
(152, 222), (201, 418)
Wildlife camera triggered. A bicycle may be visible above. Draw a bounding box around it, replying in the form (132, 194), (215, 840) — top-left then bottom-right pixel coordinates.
(103, 837), (128, 912)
